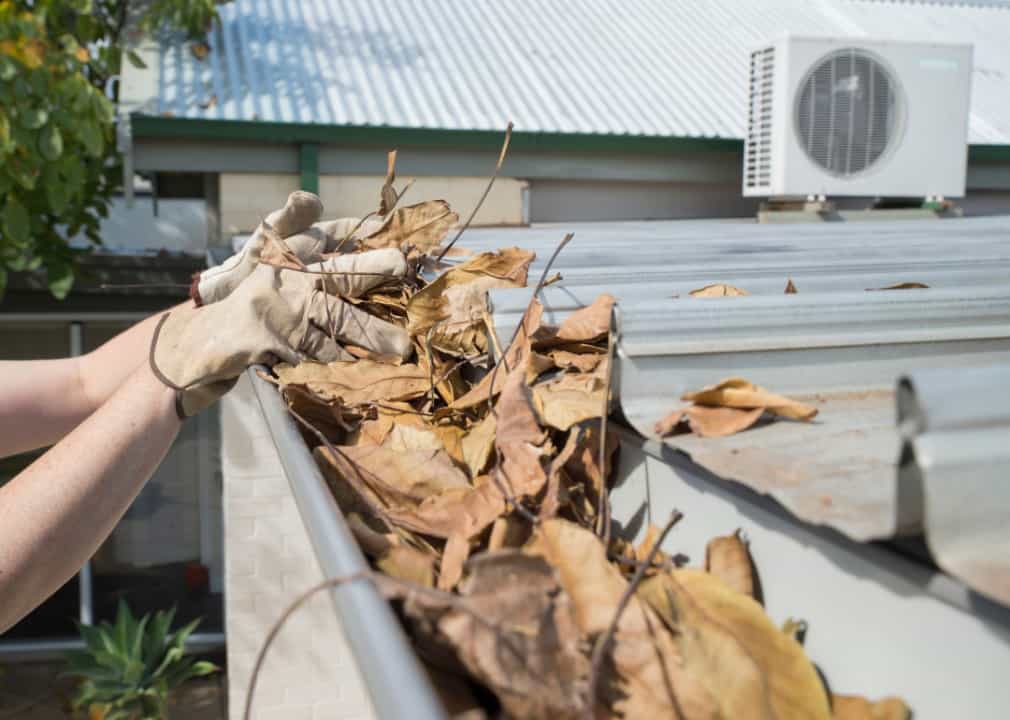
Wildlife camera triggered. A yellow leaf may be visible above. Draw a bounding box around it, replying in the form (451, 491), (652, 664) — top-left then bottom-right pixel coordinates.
(275, 359), (429, 405)
(363, 199), (458, 253)
(75, 46), (89, 63)
(639, 569), (832, 720)
(682, 377), (818, 421)
(832, 694), (911, 720)
(705, 530), (758, 600)
(527, 520), (718, 719)
(690, 283), (749, 297)
(656, 404), (766, 438)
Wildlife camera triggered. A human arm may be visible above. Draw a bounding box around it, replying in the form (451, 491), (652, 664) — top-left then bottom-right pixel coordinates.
(0, 360), (181, 632)
(0, 304), (189, 458)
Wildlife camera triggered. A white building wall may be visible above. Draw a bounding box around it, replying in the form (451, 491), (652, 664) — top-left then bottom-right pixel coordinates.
(221, 373), (375, 720)
(220, 172), (526, 235)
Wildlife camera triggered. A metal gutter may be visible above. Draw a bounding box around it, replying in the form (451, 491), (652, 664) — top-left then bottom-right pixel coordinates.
(897, 365), (1010, 606)
(248, 368), (446, 720)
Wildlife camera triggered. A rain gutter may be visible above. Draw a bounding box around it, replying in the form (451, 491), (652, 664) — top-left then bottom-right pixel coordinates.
(248, 368), (446, 720)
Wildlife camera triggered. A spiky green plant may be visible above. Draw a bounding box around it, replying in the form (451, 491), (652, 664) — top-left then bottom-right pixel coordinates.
(65, 599), (217, 720)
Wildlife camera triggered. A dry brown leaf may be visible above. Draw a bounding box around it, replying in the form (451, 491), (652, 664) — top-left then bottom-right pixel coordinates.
(785, 278), (798, 294)
(528, 519), (717, 719)
(487, 515), (530, 550)
(450, 299), (543, 410)
(317, 444), (469, 508)
(705, 530), (757, 600)
(494, 360), (550, 499)
(533, 293), (615, 347)
(276, 360), (429, 405)
(407, 247), (534, 345)
(438, 532), (470, 591)
(867, 282), (929, 291)
(377, 546), (436, 587)
(633, 524), (663, 563)
(683, 377), (818, 421)
(690, 283), (749, 297)
(532, 371), (605, 431)
(347, 402), (424, 446)
(655, 404), (765, 438)
(539, 426), (584, 520)
(461, 413), (497, 478)
(689, 405), (765, 437)
(386, 480), (507, 540)
(548, 349), (602, 372)
(362, 199), (458, 253)
(378, 150), (399, 216)
(422, 664), (489, 720)
(564, 424), (618, 518)
(258, 222), (308, 271)
(638, 569), (832, 720)
(405, 551), (590, 720)
(832, 695), (911, 720)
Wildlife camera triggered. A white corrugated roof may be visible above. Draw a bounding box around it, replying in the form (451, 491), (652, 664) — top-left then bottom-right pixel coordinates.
(142, 0), (1010, 144)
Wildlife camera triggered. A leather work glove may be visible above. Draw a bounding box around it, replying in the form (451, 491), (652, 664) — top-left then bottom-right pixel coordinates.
(193, 191), (384, 305)
(152, 248), (411, 418)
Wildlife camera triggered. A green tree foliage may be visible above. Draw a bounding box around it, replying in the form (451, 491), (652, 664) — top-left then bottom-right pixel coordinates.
(0, 0), (224, 300)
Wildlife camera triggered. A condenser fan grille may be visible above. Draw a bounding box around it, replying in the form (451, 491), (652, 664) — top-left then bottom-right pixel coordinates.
(795, 48), (899, 177)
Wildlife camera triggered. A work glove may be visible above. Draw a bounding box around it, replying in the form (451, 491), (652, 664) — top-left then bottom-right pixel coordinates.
(193, 191), (384, 305)
(152, 248), (411, 418)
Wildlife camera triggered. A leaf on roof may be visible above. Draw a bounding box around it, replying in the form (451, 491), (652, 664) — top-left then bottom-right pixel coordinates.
(654, 405), (765, 438)
(706, 530), (758, 601)
(689, 283), (749, 297)
(682, 377), (818, 421)
(785, 278), (798, 294)
(867, 282), (929, 291)
(831, 694), (912, 720)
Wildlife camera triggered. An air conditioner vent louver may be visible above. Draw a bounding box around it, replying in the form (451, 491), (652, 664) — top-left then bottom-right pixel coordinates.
(745, 47), (776, 190)
(795, 48), (899, 178)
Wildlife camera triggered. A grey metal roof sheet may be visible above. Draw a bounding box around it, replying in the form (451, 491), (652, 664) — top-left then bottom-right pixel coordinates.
(478, 215), (1010, 560)
(139, 0), (1010, 144)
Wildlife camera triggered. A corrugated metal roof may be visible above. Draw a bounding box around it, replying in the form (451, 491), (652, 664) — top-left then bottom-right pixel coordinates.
(474, 215), (1010, 603)
(142, 0), (1010, 144)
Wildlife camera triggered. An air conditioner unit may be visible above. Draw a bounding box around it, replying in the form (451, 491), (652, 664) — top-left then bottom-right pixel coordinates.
(743, 36), (972, 198)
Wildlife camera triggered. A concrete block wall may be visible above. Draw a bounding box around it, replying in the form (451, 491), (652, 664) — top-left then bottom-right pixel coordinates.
(221, 374), (375, 720)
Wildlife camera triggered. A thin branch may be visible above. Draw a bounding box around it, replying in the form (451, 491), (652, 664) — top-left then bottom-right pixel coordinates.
(242, 570), (517, 720)
(435, 122), (513, 262)
(595, 326), (615, 543)
(487, 232), (575, 418)
(491, 456), (540, 526)
(584, 510), (683, 720)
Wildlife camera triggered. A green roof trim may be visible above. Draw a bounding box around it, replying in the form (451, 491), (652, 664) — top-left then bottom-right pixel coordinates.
(969, 144), (1010, 162)
(131, 115), (744, 155)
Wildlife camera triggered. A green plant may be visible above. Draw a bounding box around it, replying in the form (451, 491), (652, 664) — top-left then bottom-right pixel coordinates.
(65, 599), (217, 720)
(0, 0), (230, 300)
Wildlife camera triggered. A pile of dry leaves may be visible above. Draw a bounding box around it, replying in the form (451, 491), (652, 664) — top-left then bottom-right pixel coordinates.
(261, 153), (910, 720)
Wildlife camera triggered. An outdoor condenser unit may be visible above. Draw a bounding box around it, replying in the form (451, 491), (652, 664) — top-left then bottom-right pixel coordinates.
(743, 36), (972, 198)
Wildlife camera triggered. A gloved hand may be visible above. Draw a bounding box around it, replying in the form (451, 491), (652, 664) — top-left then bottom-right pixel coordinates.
(153, 248), (411, 418)
(193, 191), (384, 305)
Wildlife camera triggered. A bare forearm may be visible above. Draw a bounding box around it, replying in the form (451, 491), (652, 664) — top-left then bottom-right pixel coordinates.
(0, 362), (181, 632)
(0, 303), (189, 457)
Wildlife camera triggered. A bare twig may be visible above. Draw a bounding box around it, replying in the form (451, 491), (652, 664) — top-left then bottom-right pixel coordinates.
(491, 455), (541, 526)
(595, 326), (615, 543)
(584, 510), (683, 720)
(435, 122), (514, 262)
(242, 570), (516, 720)
(424, 326), (438, 407)
(487, 232), (575, 418)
